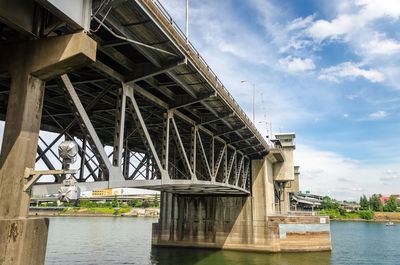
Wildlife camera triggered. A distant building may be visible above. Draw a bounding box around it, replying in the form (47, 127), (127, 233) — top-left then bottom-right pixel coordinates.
(381, 195), (400, 205)
(92, 189), (118, 197)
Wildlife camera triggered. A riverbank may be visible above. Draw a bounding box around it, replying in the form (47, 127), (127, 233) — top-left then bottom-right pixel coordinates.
(29, 207), (160, 218)
(331, 212), (400, 222)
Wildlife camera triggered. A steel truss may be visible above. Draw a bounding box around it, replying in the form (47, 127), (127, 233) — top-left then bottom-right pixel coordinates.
(33, 75), (251, 196)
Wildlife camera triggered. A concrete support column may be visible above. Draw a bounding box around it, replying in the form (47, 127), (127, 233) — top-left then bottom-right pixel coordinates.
(0, 65), (48, 265)
(0, 32), (96, 265)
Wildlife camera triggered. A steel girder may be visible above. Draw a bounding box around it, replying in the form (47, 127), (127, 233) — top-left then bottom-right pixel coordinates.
(32, 75), (251, 196)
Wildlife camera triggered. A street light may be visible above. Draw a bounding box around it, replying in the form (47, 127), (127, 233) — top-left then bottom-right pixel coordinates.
(186, 0), (189, 43)
(240, 80), (255, 124)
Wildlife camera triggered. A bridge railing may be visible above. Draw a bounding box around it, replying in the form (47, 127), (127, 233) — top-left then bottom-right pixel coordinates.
(151, 0), (267, 148)
(273, 211), (319, 217)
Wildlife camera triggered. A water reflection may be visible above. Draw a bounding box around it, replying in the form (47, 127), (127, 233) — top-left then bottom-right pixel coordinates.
(151, 247), (332, 265)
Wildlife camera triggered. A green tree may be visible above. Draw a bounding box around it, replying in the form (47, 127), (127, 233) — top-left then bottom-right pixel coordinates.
(154, 194), (159, 207)
(112, 195), (119, 208)
(129, 199), (139, 207)
(369, 194), (383, 212)
(360, 195), (369, 210)
(79, 199), (90, 207)
(358, 210), (374, 220)
(321, 196), (339, 210)
(385, 195), (398, 212)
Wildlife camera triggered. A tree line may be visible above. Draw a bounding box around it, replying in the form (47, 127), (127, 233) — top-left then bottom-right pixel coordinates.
(359, 194), (400, 212)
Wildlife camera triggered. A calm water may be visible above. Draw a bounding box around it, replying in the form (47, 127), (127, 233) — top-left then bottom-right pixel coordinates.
(44, 217), (400, 265)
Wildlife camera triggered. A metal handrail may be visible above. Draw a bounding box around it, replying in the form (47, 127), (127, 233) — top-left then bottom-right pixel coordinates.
(150, 0), (269, 149)
(273, 211), (319, 217)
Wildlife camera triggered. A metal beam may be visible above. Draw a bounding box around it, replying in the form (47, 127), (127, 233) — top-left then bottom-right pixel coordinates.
(196, 129), (213, 180)
(124, 83), (167, 179)
(36, 145), (61, 182)
(171, 92), (216, 109)
(112, 87), (126, 167)
(225, 151), (237, 184)
(61, 74), (115, 179)
(235, 156), (244, 186)
(215, 126), (246, 137)
(199, 113), (233, 126)
(128, 155), (148, 180)
(125, 59), (185, 83)
(171, 116), (195, 180)
(229, 136), (256, 145)
(213, 144), (226, 181)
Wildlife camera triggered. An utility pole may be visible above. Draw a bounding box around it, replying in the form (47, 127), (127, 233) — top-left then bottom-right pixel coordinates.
(240, 80), (256, 124)
(252, 82), (255, 124)
(185, 0), (189, 43)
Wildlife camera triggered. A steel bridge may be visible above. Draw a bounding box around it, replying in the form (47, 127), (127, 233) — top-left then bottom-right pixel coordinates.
(0, 0), (271, 196)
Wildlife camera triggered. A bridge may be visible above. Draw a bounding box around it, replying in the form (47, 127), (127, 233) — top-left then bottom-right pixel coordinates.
(0, 1), (331, 264)
(5, 0), (269, 196)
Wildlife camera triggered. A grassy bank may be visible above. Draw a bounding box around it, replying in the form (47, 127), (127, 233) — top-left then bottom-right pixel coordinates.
(65, 207), (131, 215)
(31, 206), (159, 217)
(319, 209), (400, 222)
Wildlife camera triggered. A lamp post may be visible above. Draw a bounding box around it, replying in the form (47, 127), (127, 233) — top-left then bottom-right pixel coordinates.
(240, 80), (255, 124)
(186, 0), (189, 43)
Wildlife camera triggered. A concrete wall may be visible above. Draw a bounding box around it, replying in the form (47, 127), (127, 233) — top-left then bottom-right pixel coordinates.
(273, 148), (295, 182)
(152, 158), (331, 252)
(286, 166), (300, 194)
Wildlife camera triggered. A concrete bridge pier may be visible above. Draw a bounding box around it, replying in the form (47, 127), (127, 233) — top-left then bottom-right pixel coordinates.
(152, 158), (281, 252)
(0, 53), (49, 265)
(153, 154), (332, 252)
(0, 33), (96, 265)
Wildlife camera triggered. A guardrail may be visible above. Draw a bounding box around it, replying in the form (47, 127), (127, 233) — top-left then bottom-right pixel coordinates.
(273, 211), (319, 216)
(150, 0), (269, 149)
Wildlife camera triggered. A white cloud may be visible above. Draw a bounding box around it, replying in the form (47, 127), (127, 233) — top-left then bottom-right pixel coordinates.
(369, 110), (387, 119)
(346, 94), (358, 100)
(380, 169), (400, 181)
(279, 56), (315, 72)
(319, 62), (384, 83)
(295, 143), (400, 200)
(362, 35), (400, 55)
(306, 0), (400, 42)
(307, 14), (357, 42)
(344, 113), (349, 118)
(286, 15), (315, 31)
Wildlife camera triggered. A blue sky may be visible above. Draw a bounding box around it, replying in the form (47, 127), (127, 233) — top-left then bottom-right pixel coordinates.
(157, 0), (400, 200)
(1, 0), (399, 200)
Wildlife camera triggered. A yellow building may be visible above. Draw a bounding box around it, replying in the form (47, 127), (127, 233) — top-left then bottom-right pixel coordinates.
(92, 189), (118, 196)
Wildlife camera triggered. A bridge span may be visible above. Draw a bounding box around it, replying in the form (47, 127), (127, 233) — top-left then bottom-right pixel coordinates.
(0, 1), (331, 264)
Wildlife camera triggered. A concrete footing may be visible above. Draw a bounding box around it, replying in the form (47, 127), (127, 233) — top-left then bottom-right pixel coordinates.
(0, 218), (49, 265)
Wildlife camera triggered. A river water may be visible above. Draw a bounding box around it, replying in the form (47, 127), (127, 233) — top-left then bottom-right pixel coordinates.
(44, 217), (400, 265)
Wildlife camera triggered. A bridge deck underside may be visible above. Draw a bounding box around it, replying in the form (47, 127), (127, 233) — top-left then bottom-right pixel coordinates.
(33, 179), (249, 195)
(0, 0), (269, 195)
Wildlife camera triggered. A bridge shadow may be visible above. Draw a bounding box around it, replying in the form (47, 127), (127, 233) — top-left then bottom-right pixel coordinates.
(150, 247), (332, 265)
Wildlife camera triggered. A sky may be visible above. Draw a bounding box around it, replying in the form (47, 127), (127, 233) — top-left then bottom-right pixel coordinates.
(1, 0), (400, 201)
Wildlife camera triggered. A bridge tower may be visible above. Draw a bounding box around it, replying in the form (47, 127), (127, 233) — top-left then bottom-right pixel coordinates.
(273, 133), (296, 214)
